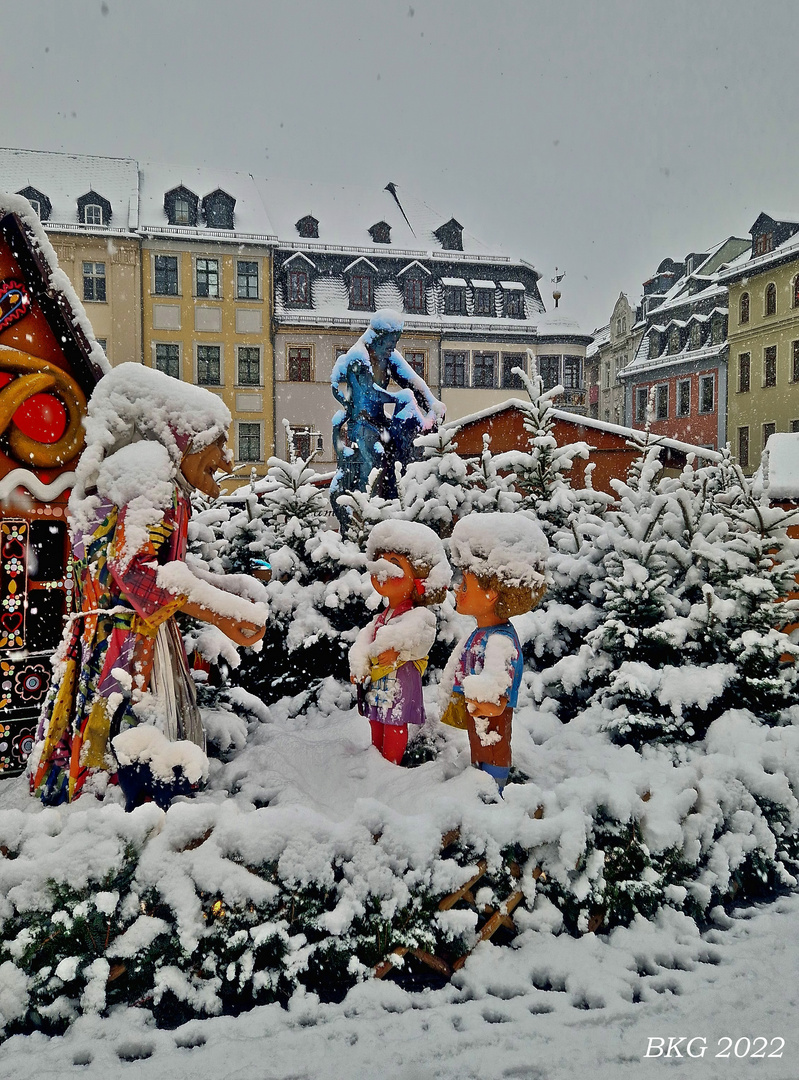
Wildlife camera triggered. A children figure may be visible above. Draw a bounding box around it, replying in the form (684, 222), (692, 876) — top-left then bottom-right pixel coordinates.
(349, 520), (451, 764)
(441, 513), (548, 793)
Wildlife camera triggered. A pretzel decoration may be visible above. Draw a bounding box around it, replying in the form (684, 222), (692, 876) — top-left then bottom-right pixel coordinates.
(0, 351), (87, 468)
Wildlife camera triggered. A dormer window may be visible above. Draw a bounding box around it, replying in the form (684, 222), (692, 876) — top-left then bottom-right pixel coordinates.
(164, 186), (199, 226)
(669, 326), (681, 353)
(350, 274), (373, 310)
(296, 215), (319, 239)
(689, 322), (701, 350)
(202, 189), (235, 229)
(501, 282), (525, 318)
(17, 186), (51, 221)
(754, 232), (773, 256)
(77, 190), (111, 227)
(403, 275), (425, 314)
(472, 281), (496, 316)
(711, 315), (725, 344)
(442, 278), (467, 314)
(434, 218), (464, 252)
(369, 220), (391, 244)
(288, 268), (310, 305)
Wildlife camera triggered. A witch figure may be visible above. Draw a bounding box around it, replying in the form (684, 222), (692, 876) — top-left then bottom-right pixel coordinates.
(30, 364), (267, 806)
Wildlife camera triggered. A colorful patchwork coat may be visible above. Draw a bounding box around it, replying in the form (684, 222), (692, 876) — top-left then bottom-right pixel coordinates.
(32, 484), (196, 804)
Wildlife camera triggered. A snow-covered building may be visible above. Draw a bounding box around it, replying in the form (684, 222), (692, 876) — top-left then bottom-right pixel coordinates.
(0, 147), (142, 367)
(589, 293), (642, 426)
(719, 213), (799, 474)
(258, 178), (553, 468)
(137, 163), (277, 477)
(619, 237), (750, 451)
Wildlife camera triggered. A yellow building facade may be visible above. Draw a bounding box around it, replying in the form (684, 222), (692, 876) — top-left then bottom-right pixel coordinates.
(141, 241), (274, 481)
(724, 219), (799, 474)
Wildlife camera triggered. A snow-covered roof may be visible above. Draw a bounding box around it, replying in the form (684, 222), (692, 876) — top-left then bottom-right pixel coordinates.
(138, 161), (276, 240)
(719, 227), (799, 282)
(500, 280), (525, 291)
(440, 277), (469, 287)
(0, 146), (139, 232)
(535, 309), (589, 340)
(471, 278), (496, 289)
(447, 396), (720, 460)
(753, 433), (799, 500)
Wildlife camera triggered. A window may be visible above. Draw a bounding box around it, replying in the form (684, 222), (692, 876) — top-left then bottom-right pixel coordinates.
(793, 341), (799, 382)
(289, 426), (323, 459)
(349, 274), (373, 310)
(669, 327), (681, 353)
(196, 258), (219, 298)
(237, 347), (260, 386)
(635, 387), (649, 424)
(155, 343), (180, 379)
(83, 204), (103, 226)
(794, 277), (799, 308)
(699, 374), (714, 413)
(82, 262), (106, 302)
(754, 233), (773, 256)
(677, 379), (691, 417)
(562, 356), (581, 389)
(404, 277), (425, 314)
(689, 323), (702, 350)
(711, 317), (724, 344)
(288, 269), (309, 304)
(791, 420), (799, 433)
(443, 351), (467, 387)
(505, 291), (523, 318)
(154, 255), (179, 295)
(603, 362), (611, 390)
(655, 384), (668, 420)
(739, 353), (751, 392)
(764, 345), (777, 387)
(405, 351), (426, 379)
(472, 352), (496, 388)
(288, 346), (312, 382)
(237, 261), (259, 299)
(444, 286), (466, 314)
(238, 423), (261, 462)
(97, 339), (107, 356)
(765, 283), (777, 316)
(197, 345), (221, 385)
(738, 426), (750, 468)
(763, 422), (776, 448)
(502, 354), (525, 389)
(539, 355), (560, 389)
(474, 290), (494, 316)
(174, 197), (191, 224)
(740, 292), (750, 324)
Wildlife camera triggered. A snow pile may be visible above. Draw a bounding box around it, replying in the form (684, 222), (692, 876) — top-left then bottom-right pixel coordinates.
(449, 512), (548, 589)
(112, 727), (209, 786)
(753, 431), (799, 501)
(349, 606), (436, 683)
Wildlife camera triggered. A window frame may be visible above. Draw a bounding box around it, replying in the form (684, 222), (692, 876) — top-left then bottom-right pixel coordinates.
(443, 351), (467, 387)
(153, 254), (179, 296)
(236, 260), (260, 300)
(443, 286), (466, 315)
(655, 384), (668, 421)
(738, 352), (751, 393)
(504, 291), (524, 318)
(698, 374), (715, 414)
(539, 355), (560, 390)
(83, 203), (103, 226)
(472, 351), (497, 388)
(404, 351), (427, 380)
(501, 353), (525, 390)
(794, 276), (799, 309)
(237, 345), (261, 387)
(765, 282), (777, 317)
(740, 292), (750, 324)
(287, 268), (310, 305)
(196, 344), (222, 386)
(738, 426), (750, 468)
(403, 275), (426, 314)
(286, 425), (323, 460)
(793, 341), (799, 383)
(287, 345), (313, 382)
(677, 378), (691, 417)
(634, 386), (649, 424)
(195, 256), (220, 299)
(762, 421), (776, 448)
(82, 261), (106, 303)
(349, 273), (374, 311)
(154, 342), (180, 379)
(764, 345), (777, 388)
(238, 421), (262, 463)
(473, 289), (495, 317)
(562, 356), (582, 390)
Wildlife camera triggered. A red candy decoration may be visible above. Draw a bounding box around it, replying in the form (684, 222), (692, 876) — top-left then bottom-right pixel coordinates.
(12, 393), (68, 444)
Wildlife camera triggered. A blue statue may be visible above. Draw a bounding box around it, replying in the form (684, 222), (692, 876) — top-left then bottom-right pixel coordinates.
(331, 310), (444, 526)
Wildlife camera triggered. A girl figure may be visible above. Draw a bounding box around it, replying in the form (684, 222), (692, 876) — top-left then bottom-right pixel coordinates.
(349, 520), (451, 764)
(30, 364), (267, 806)
(441, 513), (548, 793)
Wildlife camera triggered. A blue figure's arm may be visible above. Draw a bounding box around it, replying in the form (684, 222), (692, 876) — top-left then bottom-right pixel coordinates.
(388, 350), (445, 427)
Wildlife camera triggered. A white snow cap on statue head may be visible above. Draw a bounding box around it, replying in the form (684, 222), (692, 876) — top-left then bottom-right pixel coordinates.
(366, 519), (452, 595)
(449, 513), (548, 590)
(362, 308), (404, 347)
(75, 363), (231, 493)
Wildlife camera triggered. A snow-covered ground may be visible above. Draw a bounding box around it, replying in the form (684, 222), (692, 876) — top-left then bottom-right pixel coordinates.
(1, 685), (797, 1079)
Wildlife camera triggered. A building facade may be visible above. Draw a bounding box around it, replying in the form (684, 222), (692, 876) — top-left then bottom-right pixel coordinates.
(3, 147), (142, 366)
(620, 238), (749, 450)
(720, 213), (799, 474)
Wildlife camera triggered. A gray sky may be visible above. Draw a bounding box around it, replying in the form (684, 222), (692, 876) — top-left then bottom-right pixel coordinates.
(3, 0), (799, 332)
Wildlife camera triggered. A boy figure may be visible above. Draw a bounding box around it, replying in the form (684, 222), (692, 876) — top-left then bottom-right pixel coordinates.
(441, 514), (548, 792)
